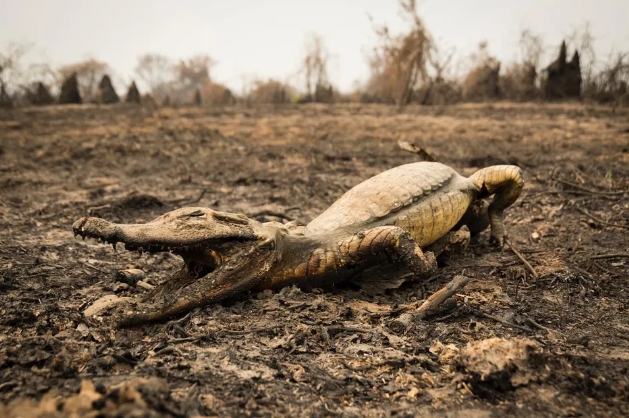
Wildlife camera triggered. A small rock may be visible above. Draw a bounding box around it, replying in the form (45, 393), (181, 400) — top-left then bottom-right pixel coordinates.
(112, 283), (130, 293)
(136, 280), (155, 290)
(84, 295), (132, 317)
(76, 323), (90, 338)
(531, 231), (540, 242)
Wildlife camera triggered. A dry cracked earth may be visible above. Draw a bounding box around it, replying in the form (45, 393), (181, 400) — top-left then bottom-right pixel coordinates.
(1, 102), (628, 417)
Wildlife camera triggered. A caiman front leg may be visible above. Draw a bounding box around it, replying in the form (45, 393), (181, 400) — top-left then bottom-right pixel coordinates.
(346, 226), (438, 278)
(469, 165), (524, 246)
(287, 226), (438, 286)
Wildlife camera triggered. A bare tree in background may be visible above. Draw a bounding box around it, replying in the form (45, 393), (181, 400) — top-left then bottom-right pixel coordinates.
(565, 22), (596, 85)
(58, 58), (110, 103)
(300, 33), (333, 102)
(174, 54), (214, 90)
(416, 43), (460, 105)
(500, 29), (544, 101)
(0, 42), (56, 106)
(0, 42), (34, 106)
(519, 29), (544, 71)
(134, 53), (173, 96)
(365, 0), (433, 108)
(461, 42), (501, 101)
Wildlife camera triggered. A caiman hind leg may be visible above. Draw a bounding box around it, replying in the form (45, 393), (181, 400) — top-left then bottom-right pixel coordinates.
(469, 165), (524, 246)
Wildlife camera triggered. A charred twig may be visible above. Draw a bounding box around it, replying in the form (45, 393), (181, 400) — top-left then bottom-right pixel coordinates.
(576, 207), (629, 230)
(341, 361), (371, 372)
(326, 325), (372, 336)
(249, 209), (297, 222)
(505, 241), (538, 278)
(171, 189), (207, 205)
(552, 177), (629, 196)
(397, 140), (437, 162)
(470, 308), (532, 333)
(87, 204), (111, 214)
(590, 252), (629, 260)
(388, 275), (473, 333)
(220, 324), (283, 335)
(523, 315), (561, 336)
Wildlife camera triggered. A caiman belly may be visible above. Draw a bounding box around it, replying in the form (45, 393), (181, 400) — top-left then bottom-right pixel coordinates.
(307, 162), (477, 247)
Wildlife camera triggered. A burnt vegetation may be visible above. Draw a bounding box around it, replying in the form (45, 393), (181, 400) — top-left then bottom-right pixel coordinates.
(1, 1), (629, 416)
(0, 1), (627, 109)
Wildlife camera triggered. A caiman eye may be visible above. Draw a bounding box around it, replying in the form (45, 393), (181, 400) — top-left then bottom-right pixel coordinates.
(188, 210), (205, 218)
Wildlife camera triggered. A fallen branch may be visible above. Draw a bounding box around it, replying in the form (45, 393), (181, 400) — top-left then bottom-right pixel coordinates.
(471, 308), (532, 333)
(249, 209), (297, 222)
(576, 207), (629, 230)
(552, 176), (629, 196)
(170, 189), (207, 205)
(388, 275), (473, 333)
(397, 140), (437, 162)
(86, 204), (111, 214)
(590, 252), (629, 260)
(523, 315), (561, 337)
(505, 241), (538, 278)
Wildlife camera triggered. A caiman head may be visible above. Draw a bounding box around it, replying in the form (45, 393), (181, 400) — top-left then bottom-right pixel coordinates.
(72, 207), (280, 294)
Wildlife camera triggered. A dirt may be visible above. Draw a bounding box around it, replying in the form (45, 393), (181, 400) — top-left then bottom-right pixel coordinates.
(1, 102), (628, 417)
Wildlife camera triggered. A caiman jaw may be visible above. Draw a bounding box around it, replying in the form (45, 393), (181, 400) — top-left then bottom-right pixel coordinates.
(72, 208), (265, 282)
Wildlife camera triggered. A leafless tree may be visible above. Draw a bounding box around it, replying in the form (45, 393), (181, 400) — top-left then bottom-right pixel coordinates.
(518, 29), (544, 71)
(134, 53), (173, 95)
(0, 42), (56, 106)
(300, 33), (332, 101)
(174, 54), (215, 89)
(58, 58), (110, 102)
(365, 0), (433, 108)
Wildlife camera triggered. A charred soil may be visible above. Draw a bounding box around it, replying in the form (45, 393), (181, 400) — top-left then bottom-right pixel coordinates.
(1, 103), (628, 417)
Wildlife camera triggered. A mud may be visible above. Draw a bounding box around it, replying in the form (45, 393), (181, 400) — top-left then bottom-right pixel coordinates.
(1, 103), (628, 417)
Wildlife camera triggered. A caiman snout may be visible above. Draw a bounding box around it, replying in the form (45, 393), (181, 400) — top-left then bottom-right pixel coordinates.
(73, 217), (124, 249)
(72, 207), (264, 254)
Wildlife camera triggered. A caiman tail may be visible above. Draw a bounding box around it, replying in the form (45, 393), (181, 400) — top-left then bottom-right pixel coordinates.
(469, 165), (524, 244)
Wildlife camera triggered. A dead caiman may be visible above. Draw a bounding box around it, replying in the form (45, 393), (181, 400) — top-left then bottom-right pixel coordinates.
(73, 162), (523, 327)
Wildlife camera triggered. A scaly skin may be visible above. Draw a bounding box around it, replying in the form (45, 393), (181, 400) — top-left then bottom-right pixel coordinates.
(72, 162), (523, 327)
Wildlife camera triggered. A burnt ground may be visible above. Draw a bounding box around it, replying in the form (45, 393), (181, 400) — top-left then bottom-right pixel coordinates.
(0, 102), (628, 417)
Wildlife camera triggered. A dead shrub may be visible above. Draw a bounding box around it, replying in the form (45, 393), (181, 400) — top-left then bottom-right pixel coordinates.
(202, 82), (235, 105)
(125, 81), (141, 104)
(543, 41), (582, 100)
(500, 29), (543, 101)
(500, 63), (538, 101)
(299, 33), (336, 103)
(24, 82), (54, 105)
(415, 46), (461, 105)
(58, 58), (110, 103)
(97, 74), (120, 104)
(586, 53), (629, 106)
(0, 42), (57, 107)
(58, 72), (82, 104)
(462, 42), (501, 101)
(246, 79), (294, 104)
(135, 53), (173, 98)
(193, 88), (202, 105)
(364, 0), (433, 108)
(0, 78), (13, 108)
(139, 54), (216, 105)
(142, 93), (157, 108)
(415, 77), (461, 105)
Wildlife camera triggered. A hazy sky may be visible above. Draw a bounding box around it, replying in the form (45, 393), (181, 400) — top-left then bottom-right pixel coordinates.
(1, 0), (628, 93)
